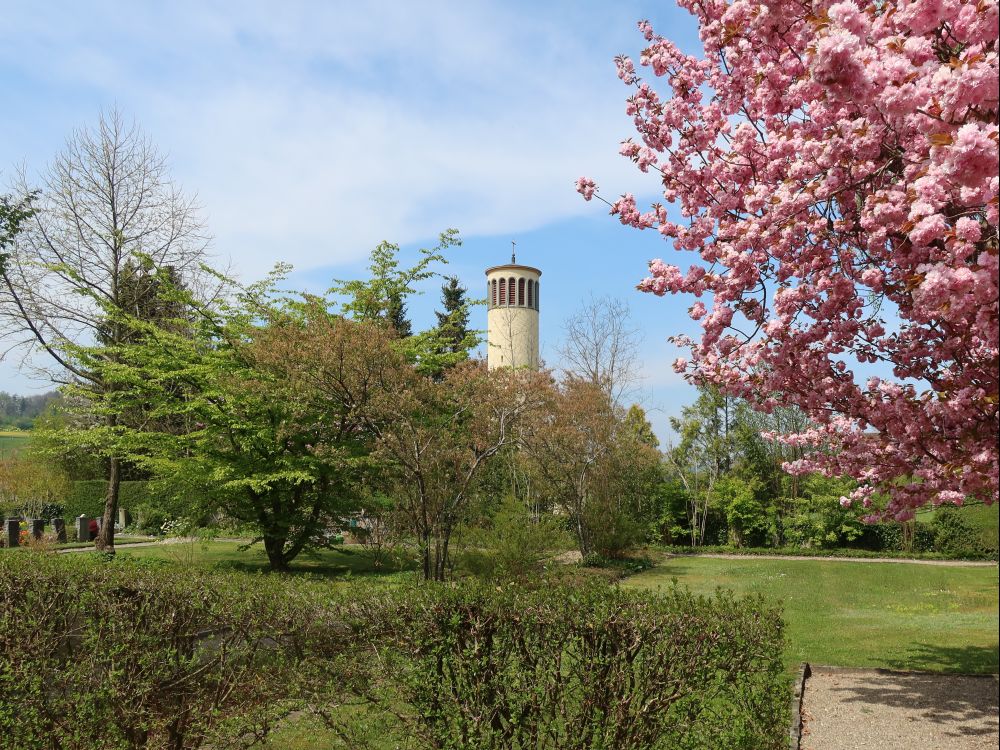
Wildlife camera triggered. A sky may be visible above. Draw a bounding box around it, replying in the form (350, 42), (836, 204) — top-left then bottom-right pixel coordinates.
(0, 0), (709, 443)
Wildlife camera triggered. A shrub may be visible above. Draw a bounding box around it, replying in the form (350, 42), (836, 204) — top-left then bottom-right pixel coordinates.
(933, 506), (993, 558)
(1, 554), (788, 749)
(373, 581), (787, 750)
(457, 496), (571, 580)
(0, 552), (358, 750)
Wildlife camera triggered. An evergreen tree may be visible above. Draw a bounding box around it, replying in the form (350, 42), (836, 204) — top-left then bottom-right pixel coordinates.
(434, 276), (471, 356)
(387, 292), (412, 338)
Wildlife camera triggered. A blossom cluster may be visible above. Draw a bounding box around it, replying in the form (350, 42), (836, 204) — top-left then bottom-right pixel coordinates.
(580, 0), (999, 518)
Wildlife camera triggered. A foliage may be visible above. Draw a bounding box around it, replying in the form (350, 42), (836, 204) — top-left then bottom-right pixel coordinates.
(115, 283), (406, 571)
(932, 505), (997, 558)
(434, 275), (476, 360)
(524, 379), (663, 558)
(715, 475), (767, 548)
(374, 363), (547, 580)
(580, 1), (998, 518)
(378, 581), (786, 750)
(782, 475), (864, 549)
(0, 552), (360, 750)
(0, 391), (59, 430)
(665, 386), (739, 545)
(1, 552), (788, 750)
(0, 456), (70, 520)
(456, 495), (571, 580)
(331, 230), (471, 376)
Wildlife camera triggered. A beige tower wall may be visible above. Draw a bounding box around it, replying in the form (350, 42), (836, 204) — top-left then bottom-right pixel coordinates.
(485, 264), (541, 370)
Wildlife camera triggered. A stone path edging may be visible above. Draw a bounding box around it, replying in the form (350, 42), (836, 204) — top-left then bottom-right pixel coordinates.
(789, 662), (811, 750)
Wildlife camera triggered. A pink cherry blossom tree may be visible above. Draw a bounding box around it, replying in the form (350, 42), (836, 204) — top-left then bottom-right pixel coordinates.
(579, 0), (998, 519)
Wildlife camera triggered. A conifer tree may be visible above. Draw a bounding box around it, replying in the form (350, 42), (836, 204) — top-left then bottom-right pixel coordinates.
(434, 276), (471, 356)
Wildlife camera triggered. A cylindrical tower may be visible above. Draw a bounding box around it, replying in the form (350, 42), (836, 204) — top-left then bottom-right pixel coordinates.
(485, 258), (541, 370)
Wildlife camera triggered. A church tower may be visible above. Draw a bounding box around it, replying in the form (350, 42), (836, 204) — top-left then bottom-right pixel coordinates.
(486, 245), (541, 370)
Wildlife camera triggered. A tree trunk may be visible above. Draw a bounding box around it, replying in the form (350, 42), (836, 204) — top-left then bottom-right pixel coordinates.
(421, 530), (432, 581)
(264, 533), (290, 572)
(95, 455), (121, 553)
(435, 534), (451, 581)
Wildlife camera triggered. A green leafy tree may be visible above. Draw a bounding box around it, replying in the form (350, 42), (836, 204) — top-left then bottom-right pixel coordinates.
(664, 386), (739, 546)
(331, 230), (471, 376)
(524, 380), (661, 558)
(373, 363), (546, 580)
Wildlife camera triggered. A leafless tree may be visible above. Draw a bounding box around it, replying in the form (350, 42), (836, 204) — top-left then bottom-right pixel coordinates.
(0, 108), (211, 552)
(558, 295), (642, 407)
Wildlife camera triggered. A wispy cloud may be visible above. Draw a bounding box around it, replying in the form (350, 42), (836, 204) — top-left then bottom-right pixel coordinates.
(1, 1), (684, 278)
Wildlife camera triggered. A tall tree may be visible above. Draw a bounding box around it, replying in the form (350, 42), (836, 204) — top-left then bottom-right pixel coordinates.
(664, 386), (739, 546)
(524, 378), (660, 557)
(578, 1), (998, 518)
(386, 293), (412, 338)
(0, 109), (210, 551)
(434, 276), (472, 356)
(331, 231), (469, 375)
(558, 295), (642, 407)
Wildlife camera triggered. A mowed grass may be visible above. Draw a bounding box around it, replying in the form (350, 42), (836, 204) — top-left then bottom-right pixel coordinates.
(623, 556), (999, 674)
(118, 539), (417, 581)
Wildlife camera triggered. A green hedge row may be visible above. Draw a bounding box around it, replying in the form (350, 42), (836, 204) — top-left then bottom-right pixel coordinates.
(0, 553), (787, 750)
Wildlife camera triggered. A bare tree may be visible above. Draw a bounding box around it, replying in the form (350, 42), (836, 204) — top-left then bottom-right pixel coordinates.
(558, 295), (642, 407)
(0, 109), (210, 552)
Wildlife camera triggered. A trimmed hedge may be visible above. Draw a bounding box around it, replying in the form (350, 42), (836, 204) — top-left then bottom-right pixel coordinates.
(0, 553), (788, 750)
(61, 480), (153, 521)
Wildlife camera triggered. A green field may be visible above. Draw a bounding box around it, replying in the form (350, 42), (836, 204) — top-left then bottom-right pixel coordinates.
(0, 431), (30, 457)
(623, 556), (999, 674)
(119, 539), (417, 581)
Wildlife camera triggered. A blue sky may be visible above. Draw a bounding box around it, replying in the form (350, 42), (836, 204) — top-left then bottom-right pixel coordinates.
(0, 1), (708, 443)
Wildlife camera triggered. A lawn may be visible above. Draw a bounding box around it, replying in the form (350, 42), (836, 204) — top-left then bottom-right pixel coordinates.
(623, 555), (999, 674)
(119, 539), (417, 581)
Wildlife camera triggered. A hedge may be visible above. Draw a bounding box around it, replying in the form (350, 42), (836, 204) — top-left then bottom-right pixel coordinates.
(0, 552), (788, 750)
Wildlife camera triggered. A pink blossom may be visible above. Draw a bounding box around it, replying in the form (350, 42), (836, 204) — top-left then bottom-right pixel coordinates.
(580, 0), (1000, 519)
(575, 176), (597, 201)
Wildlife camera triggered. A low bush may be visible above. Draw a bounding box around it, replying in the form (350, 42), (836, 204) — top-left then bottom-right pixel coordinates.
(457, 496), (571, 580)
(0, 553), (788, 749)
(0, 552), (361, 750)
(373, 582), (786, 750)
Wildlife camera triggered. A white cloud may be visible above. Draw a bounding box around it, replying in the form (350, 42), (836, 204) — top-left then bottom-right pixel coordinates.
(1, 0), (676, 279)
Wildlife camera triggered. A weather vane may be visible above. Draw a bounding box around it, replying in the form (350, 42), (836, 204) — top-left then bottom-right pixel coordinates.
(511, 240), (517, 264)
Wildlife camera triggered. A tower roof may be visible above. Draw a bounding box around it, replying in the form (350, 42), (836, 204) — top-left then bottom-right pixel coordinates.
(485, 263), (542, 276)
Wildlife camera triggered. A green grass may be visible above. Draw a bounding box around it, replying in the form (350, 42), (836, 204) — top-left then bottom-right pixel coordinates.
(119, 540), (418, 581)
(0, 432), (30, 457)
(623, 556), (999, 674)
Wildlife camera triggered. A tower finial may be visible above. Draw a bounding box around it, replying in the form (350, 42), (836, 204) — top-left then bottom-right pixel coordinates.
(511, 240), (516, 264)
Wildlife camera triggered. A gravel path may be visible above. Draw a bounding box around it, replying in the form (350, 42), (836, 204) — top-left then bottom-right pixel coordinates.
(801, 667), (999, 750)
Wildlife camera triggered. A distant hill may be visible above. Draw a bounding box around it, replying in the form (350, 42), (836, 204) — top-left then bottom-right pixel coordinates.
(0, 390), (60, 430)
